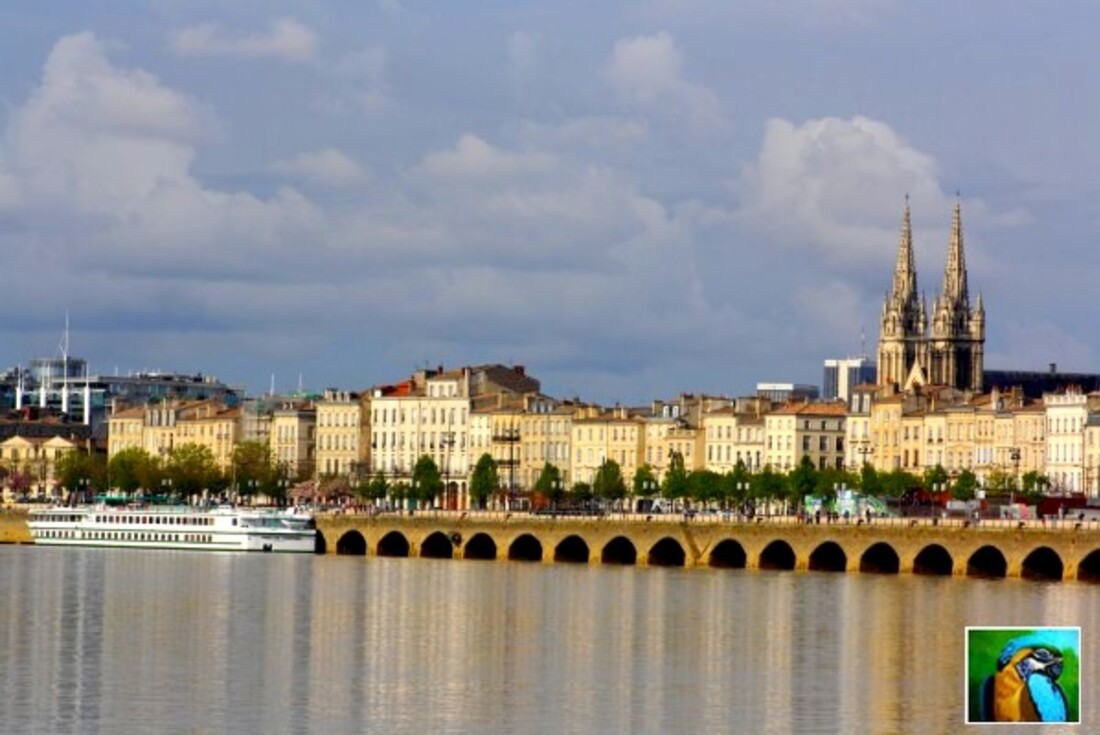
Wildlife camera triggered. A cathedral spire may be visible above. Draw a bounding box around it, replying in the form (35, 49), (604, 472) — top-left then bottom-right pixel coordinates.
(941, 198), (969, 307)
(890, 196), (918, 304)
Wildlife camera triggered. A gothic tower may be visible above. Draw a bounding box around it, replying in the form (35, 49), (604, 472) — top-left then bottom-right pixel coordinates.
(928, 202), (984, 390)
(877, 201), (928, 388)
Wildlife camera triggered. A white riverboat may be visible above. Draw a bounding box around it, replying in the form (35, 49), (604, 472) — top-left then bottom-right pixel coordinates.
(27, 503), (317, 553)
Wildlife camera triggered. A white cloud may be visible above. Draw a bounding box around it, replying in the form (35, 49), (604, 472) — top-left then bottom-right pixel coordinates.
(271, 148), (368, 189)
(518, 116), (648, 150)
(603, 31), (725, 131)
(169, 18), (318, 62)
(321, 47), (390, 114)
(416, 134), (557, 180)
(736, 115), (951, 266)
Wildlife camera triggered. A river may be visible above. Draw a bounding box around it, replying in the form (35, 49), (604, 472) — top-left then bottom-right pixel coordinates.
(0, 546), (1094, 733)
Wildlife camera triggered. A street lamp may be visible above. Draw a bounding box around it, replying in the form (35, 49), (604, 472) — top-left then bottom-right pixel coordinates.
(1009, 447), (1021, 505)
(441, 430), (455, 510)
(160, 477), (172, 501)
(77, 477), (91, 505)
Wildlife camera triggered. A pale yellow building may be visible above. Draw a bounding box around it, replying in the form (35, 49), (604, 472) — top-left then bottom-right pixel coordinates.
(271, 401), (316, 479)
(765, 401), (847, 472)
(315, 389), (363, 479)
(176, 405), (241, 470)
(107, 407), (145, 457)
(0, 435), (81, 498)
(520, 395), (575, 488)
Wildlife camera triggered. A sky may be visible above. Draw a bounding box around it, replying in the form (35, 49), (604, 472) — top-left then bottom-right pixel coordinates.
(0, 1), (1097, 404)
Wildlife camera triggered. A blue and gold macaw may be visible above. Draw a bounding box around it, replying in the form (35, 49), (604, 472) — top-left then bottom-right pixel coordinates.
(980, 637), (1069, 722)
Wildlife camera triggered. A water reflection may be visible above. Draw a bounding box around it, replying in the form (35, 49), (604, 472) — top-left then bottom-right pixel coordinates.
(0, 547), (1097, 734)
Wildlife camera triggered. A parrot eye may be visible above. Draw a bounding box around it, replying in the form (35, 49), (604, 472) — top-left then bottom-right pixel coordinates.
(1033, 648), (1055, 663)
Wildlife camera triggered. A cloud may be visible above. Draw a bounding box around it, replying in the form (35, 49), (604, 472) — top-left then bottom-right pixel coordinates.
(603, 31), (725, 131)
(271, 148), (368, 189)
(0, 32), (322, 281)
(415, 134), (557, 181)
(169, 18), (318, 62)
(320, 47), (390, 114)
(736, 115), (951, 267)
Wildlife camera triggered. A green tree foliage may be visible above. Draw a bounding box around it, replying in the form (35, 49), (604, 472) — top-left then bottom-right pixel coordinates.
(232, 441), (274, 496)
(751, 466), (787, 509)
(166, 443), (220, 497)
(858, 463), (883, 497)
(107, 447), (158, 495)
(412, 455), (443, 506)
(814, 466), (850, 506)
(662, 451), (689, 500)
(358, 471), (389, 504)
(571, 481), (593, 502)
(788, 456), (818, 505)
(985, 468), (1015, 497)
(633, 464), (658, 498)
(469, 453), (498, 509)
(54, 450), (105, 497)
(923, 464), (949, 490)
(880, 469), (919, 499)
(535, 463), (566, 506)
(593, 459), (627, 504)
(687, 470), (723, 505)
(1021, 471), (1049, 497)
(952, 469), (979, 501)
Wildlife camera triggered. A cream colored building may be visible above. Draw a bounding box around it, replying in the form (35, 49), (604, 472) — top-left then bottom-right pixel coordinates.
(845, 386), (875, 470)
(703, 402), (768, 474)
(520, 395), (575, 488)
(271, 401), (316, 479)
(1044, 391), (1089, 492)
(107, 407), (145, 457)
(315, 389), (363, 479)
(0, 435), (81, 498)
(176, 405), (241, 470)
(764, 401), (847, 472)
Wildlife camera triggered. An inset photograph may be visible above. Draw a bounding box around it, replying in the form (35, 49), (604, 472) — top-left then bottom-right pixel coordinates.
(966, 627), (1080, 724)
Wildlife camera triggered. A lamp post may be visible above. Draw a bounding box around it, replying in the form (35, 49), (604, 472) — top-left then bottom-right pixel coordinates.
(441, 430), (455, 510)
(77, 477), (90, 505)
(160, 477), (172, 501)
(1009, 447), (1021, 506)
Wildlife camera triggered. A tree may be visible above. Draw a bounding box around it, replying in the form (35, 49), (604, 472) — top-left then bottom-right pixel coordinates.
(751, 466), (786, 512)
(412, 455), (443, 507)
(923, 464), (948, 490)
(166, 444), (220, 498)
(358, 472), (389, 505)
(535, 463), (566, 506)
(232, 441), (274, 497)
(662, 451), (689, 500)
(633, 464), (658, 498)
(54, 450), (105, 500)
(788, 456), (818, 509)
(880, 469), (919, 499)
(687, 470), (722, 506)
(107, 447), (158, 495)
(571, 481), (593, 503)
(952, 469), (979, 501)
(1021, 471), (1049, 497)
(593, 459), (627, 507)
(858, 463), (883, 497)
(985, 469), (1015, 497)
(469, 453), (498, 509)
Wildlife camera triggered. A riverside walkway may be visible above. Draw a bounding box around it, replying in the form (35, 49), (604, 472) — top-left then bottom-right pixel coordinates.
(315, 510), (1100, 582)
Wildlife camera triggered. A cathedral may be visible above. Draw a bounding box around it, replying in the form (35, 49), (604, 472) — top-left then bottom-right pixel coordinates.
(877, 200), (985, 391)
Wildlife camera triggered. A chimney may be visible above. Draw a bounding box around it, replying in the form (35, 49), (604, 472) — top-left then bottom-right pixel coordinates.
(1050, 362), (1057, 375)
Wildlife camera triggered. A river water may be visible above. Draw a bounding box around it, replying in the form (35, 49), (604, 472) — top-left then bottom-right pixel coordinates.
(0, 546), (1095, 734)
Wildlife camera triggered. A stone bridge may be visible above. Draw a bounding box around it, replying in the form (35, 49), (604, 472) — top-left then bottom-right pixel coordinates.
(316, 512), (1100, 583)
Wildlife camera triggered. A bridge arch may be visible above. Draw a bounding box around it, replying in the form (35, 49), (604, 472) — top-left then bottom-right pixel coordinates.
(1077, 550), (1100, 583)
(648, 537), (686, 567)
(420, 531), (454, 559)
(602, 536), (637, 565)
(463, 532), (497, 560)
(709, 539), (747, 569)
(377, 531), (410, 557)
(554, 535), (590, 564)
(759, 540), (796, 571)
(809, 541), (847, 572)
(314, 530), (328, 555)
(335, 530), (367, 556)
(913, 544), (953, 575)
(508, 533), (543, 562)
(967, 545), (1007, 578)
(1020, 546), (1063, 582)
(859, 542), (900, 574)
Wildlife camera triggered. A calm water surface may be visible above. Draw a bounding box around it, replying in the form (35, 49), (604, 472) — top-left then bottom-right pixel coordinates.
(0, 546), (1095, 734)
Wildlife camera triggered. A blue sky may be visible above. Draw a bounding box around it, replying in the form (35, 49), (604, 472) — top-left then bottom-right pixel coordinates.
(0, 1), (1097, 402)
